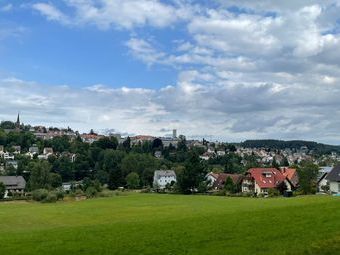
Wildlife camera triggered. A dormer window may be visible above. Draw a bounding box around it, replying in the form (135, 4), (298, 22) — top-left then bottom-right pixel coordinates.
(263, 172), (272, 178)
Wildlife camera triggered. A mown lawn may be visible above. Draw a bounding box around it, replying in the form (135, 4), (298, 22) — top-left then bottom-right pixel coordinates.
(0, 194), (339, 255)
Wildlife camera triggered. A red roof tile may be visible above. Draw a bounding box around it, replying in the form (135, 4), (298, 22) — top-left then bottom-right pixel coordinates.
(247, 168), (286, 188)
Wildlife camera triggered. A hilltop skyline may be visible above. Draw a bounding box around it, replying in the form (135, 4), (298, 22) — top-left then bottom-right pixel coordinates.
(1, 1), (340, 143)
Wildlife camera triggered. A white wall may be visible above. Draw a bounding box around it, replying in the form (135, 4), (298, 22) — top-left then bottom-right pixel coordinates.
(329, 181), (340, 194)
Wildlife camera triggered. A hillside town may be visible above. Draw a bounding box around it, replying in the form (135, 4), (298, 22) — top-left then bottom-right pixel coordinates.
(0, 114), (340, 200)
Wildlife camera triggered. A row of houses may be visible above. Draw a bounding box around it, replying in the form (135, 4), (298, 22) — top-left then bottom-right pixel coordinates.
(1, 167), (339, 199)
(206, 167), (298, 195)
(154, 166), (340, 195)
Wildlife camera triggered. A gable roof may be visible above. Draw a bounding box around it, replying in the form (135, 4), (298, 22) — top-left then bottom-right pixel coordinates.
(206, 172), (219, 180)
(154, 170), (176, 179)
(0, 176), (26, 190)
(213, 173), (243, 189)
(326, 165), (340, 182)
(247, 168), (286, 189)
(280, 168), (298, 187)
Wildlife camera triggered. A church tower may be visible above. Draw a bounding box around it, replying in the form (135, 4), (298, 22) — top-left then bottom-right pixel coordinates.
(15, 112), (21, 130)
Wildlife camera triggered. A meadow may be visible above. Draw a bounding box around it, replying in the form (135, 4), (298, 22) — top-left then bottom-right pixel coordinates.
(0, 194), (339, 255)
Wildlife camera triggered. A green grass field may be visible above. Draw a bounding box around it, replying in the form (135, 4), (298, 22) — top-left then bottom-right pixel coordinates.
(0, 194), (339, 255)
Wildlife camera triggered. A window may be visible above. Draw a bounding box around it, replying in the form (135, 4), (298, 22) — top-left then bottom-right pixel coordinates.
(338, 183), (340, 192)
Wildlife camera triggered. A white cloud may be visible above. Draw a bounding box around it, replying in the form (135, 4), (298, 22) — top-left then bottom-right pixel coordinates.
(7, 0), (340, 143)
(32, 3), (70, 25)
(126, 38), (166, 65)
(32, 0), (192, 29)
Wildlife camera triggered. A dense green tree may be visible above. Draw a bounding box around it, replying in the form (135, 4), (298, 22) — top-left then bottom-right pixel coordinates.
(122, 136), (131, 152)
(51, 136), (71, 153)
(52, 156), (74, 181)
(177, 135), (187, 152)
(152, 138), (163, 151)
(28, 161), (52, 190)
(49, 173), (62, 188)
(177, 152), (207, 193)
(121, 153), (160, 186)
(224, 176), (236, 193)
(0, 121), (15, 129)
(0, 129), (6, 145)
(297, 161), (319, 194)
(126, 172), (140, 189)
(100, 150), (126, 189)
(93, 137), (118, 150)
(224, 153), (244, 173)
(0, 182), (5, 199)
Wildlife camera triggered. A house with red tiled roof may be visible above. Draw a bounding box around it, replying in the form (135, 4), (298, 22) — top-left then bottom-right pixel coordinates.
(280, 167), (299, 189)
(242, 168), (292, 195)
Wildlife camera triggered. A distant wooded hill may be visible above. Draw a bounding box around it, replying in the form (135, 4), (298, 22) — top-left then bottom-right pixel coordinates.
(240, 139), (340, 153)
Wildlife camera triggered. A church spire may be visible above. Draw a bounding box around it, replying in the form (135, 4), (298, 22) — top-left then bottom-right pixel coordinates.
(15, 112), (20, 129)
(16, 112), (20, 124)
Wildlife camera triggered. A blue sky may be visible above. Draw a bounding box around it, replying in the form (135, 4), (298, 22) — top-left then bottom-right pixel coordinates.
(0, 1), (179, 88)
(1, 0), (340, 143)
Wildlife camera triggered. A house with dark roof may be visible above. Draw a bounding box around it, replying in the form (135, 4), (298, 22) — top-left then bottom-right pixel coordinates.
(206, 173), (243, 190)
(242, 168), (292, 195)
(0, 176), (26, 198)
(205, 172), (219, 188)
(317, 166), (333, 193)
(326, 165), (340, 194)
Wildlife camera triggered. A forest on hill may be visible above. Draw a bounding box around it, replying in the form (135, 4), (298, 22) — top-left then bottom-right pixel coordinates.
(241, 139), (340, 154)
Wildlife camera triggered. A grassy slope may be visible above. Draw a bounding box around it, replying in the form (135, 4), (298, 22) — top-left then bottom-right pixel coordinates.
(0, 194), (339, 255)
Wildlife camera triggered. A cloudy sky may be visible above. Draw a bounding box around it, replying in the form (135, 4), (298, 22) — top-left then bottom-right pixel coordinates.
(1, 1), (340, 143)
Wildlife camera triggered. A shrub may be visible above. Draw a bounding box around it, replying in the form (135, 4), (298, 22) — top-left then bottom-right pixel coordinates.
(55, 189), (65, 200)
(213, 190), (226, 196)
(241, 192), (253, 197)
(74, 189), (85, 196)
(32, 189), (49, 201)
(85, 186), (97, 198)
(268, 188), (280, 197)
(98, 189), (115, 197)
(43, 192), (57, 203)
(0, 182), (5, 199)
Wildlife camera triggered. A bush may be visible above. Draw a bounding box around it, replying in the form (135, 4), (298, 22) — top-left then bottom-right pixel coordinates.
(32, 189), (49, 201)
(241, 192), (253, 197)
(85, 186), (97, 198)
(268, 188), (280, 197)
(55, 189), (65, 200)
(213, 190), (226, 196)
(98, 189), (115, 197)
(43, 192), (57, 203)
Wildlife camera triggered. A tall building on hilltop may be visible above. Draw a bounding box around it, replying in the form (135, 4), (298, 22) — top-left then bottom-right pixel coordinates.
(173, 129), (177, 139)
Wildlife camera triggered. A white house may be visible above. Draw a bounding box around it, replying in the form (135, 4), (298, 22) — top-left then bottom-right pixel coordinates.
(153, 170), (176, 189)
(43, 147), (54, 155)
(3, 152), (14, 160)
(205, 172), (219, 188)
(29, 146), (39, 154)
(325, 166), (340, 194)
(317, 166), (333, 193)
